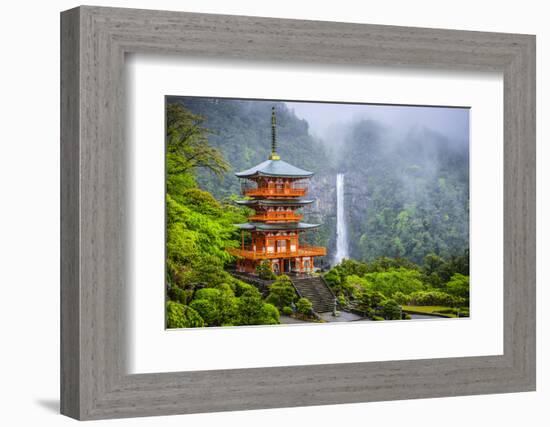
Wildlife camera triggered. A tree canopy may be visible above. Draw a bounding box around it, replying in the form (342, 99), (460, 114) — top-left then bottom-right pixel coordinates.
(165, 103), (279, 328)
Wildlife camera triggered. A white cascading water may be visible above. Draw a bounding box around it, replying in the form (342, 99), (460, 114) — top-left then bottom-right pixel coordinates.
(334, 173), (349, 265)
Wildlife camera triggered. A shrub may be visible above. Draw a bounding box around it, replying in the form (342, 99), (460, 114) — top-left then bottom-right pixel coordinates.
(392, 291), (409, 305)
(193, 287), (221, 301)
(234, 280), (255, 297)
(359, 268), (426, 298)
(408, 290), (456, 306)
(296, 297), (313, 316)
(266, 275), (296, 309)
(372, 315), (385, 321)
(363, 307), (375, 319)
(445, 273), (470, 303)
(282, 306), (293, 316)
(337, 294), (347, 307)
(167, 284), (189, 304)
(189, 298), (218, 326)
(324, 268), (342, 289)
(236, 287), (266, 325)
(381, 299), (402, 320)
(256, 260), (276, 280)
(166, 301), (204, 328)
(260, 303), (280, 325)
(357, 289), (386, 314)
(189, 286), (239, 326)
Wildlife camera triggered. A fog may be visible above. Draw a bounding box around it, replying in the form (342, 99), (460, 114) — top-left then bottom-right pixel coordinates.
(285, 101), (469, 146)
(283, 99), (470, 263)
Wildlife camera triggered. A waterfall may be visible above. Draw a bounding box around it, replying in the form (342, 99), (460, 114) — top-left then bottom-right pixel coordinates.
(334, 173), (349, 265)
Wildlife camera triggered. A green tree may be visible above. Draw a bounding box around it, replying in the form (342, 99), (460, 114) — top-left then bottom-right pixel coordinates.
(346, 268), (425, 299)
(323, 268), (342, 289)
(423, 253), (444, 276)
(260, 303), (280, 325)
(355, 289), (378, 318)
(166, 103), (230, 181)
(189, 298), (218, 326)
(256, 260), (276, 280)
(237, 287), (273, 325)
(165, 102), (252, 329)
(166, 301), (205, 328)
(266, 275), (296, 309)
(296, 298), (313, 316)
(392, 291), (409, 305)
(408, 290), (456, 306)
(188, 286), (240, 326)
(381, 299), (402, 320)
(445, 273), (470, 304)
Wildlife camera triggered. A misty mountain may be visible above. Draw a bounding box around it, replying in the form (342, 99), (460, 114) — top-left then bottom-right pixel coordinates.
(169, 97), (469, 265)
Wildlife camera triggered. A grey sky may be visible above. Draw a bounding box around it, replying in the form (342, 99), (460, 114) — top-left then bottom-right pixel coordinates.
(285, 101), (469, 143)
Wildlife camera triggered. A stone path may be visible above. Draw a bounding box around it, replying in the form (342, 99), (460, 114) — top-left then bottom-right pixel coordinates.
(319, 311), (368, 322)
(279, 315), (310, 324)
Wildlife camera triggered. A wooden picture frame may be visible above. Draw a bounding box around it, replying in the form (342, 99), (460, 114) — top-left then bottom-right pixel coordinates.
(60, 5), (536, 420)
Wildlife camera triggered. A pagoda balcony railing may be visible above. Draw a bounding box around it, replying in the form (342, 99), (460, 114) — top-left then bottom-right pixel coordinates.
(248, 212), (303, 222)
(228, 245), (326, 260)
(243, 187), (307, 197)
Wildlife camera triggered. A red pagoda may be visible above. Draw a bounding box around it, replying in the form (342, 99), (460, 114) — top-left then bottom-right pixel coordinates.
(228, 107), (326, 275)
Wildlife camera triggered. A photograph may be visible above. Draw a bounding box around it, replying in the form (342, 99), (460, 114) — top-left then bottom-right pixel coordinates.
(165, 97), (470, 328)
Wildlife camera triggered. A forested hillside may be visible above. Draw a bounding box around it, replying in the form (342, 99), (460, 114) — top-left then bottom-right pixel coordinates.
(175, 98), (333, 199)
(338, 119), (469, 264)
(165, 99), (470, 326)
(172, 97), (469, 265)
(165, 103), (283, 328)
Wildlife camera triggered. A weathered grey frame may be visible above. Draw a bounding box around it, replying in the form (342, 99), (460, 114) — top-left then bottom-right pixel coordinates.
(60, 5), (536, 421)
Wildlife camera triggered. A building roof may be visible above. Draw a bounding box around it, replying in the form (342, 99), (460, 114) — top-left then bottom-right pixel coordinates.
(235, 159), (314, 179)
(235, 198), (314, 207)
(233, 222), (320, 231)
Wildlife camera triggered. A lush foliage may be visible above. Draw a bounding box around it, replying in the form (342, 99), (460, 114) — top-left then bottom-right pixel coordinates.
(381, 299), (402, 320)
(266, 275), (297, 309)
(445, 273), (470, 304)
(165, 98), (470, 325)
(174, 99), (332, 200)
(166, 301), (205, 328)
(340, 120), (469, 264)
(296, 298), (314, 316)
(402, 305), (468, 318)
(256, 260), (276, 280)
(325, 253), (469, 320)
(282, 306), (294, 316)
(165, 103), (279, 327)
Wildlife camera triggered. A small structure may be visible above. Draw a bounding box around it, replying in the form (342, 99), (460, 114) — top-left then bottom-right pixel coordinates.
(228, 107), (326, 275)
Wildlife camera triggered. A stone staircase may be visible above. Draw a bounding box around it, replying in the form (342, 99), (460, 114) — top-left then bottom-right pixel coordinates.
(291, 276), (335, 314)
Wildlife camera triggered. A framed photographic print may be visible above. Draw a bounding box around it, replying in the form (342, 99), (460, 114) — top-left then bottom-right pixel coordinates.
(61, 6), (536, 420)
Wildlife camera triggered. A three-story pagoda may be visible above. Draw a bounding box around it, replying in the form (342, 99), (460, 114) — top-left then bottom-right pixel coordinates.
(228, 107), (326, 275)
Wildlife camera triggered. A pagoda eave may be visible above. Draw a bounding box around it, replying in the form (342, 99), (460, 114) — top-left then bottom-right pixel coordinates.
(235, 159), (314, 179)
(228, 246), (327, 260)
(233, 222), (320, 231)
(235, 199), (314, 207)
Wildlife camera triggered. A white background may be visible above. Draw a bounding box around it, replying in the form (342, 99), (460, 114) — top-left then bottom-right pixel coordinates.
(0, 1), (547, 426)
(128, 57), (503, 373)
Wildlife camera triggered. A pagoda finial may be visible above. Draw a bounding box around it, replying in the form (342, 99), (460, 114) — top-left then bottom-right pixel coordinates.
(269, 106), (280, 160)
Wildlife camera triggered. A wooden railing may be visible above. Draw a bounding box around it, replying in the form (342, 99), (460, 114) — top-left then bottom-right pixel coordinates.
(228, 245), (326, 260)
(248, 212), (303, 222)
(243, 187), (307, 197)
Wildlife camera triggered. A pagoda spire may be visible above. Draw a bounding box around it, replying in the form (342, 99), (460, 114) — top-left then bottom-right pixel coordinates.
(269, 106), (280, 160)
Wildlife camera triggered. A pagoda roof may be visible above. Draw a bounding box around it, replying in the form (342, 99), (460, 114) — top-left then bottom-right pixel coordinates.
(233, 222), (320, 231)
(235, 198), (314, 207)
(235, 159), (314, 179)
